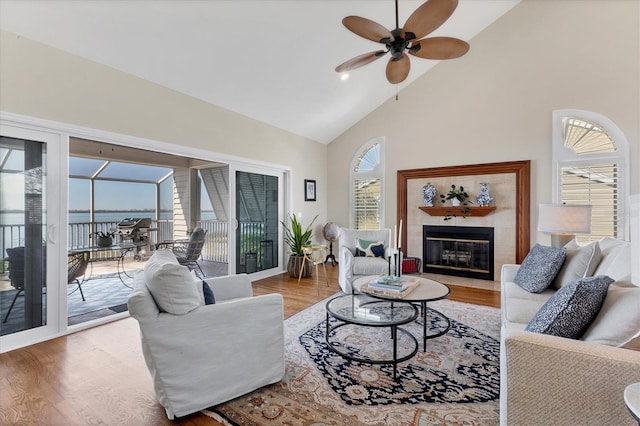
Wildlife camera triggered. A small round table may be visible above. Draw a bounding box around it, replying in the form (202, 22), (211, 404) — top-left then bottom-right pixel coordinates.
(625, 382), (640, 424)
(325, 294), (418, 380)
(353, 275), (451, 351)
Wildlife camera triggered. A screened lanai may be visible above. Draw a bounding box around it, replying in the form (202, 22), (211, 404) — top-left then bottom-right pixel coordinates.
(2, 135), (281, 334)
(0, 137), (232, 333)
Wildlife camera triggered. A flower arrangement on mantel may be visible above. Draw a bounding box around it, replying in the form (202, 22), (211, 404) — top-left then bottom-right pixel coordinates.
(440, 185), (472, 221)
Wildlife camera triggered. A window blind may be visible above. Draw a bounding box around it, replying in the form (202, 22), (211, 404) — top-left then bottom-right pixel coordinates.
(561, 164), (618, 240)
(353, 178), (381, 230)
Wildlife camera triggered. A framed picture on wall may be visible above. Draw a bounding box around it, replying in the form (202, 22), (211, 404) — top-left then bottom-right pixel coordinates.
(304, 179), (316, 201)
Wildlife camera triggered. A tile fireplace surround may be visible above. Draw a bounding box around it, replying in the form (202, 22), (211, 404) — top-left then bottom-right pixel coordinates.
(397, 161), (531, 284)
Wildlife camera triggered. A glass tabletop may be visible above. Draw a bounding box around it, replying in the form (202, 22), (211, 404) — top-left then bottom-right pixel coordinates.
(326, 294), (418, 326)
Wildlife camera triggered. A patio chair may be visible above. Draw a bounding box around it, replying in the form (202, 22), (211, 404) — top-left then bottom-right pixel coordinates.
(156, 227), (208, 276)
(3, 247), (46, 323)
(3, 248), (91, 323)
(67, 251), (90, 302)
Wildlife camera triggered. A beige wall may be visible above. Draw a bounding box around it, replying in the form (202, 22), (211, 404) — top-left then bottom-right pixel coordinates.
(0, 29), (328, 241)
(327, 0), (640, 247)
(1, 1), (638, 248)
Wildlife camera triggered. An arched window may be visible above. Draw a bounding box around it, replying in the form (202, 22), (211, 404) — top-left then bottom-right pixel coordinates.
(350, 138), (384, 230)
(552, 110), (630, 241)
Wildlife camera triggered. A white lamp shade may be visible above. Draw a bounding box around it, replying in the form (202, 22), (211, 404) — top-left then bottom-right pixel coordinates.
(538, 204), (592, 234)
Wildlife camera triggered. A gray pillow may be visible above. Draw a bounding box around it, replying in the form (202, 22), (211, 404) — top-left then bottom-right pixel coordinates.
(514, 244), (566, 293)
(144, 249), (202, 315)
(525, 275), (614, 339)
(551, 240), (602, 290)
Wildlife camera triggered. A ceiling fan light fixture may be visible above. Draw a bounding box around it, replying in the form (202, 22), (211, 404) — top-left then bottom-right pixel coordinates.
(340, 73), (350, 81)
(335, 0), (468, 85)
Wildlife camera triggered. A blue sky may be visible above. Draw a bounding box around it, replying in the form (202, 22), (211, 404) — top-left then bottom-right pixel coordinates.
(3, 174), (212, 212)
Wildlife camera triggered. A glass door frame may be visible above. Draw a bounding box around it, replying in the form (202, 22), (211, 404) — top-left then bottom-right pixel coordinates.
(0, 122), (67, 353)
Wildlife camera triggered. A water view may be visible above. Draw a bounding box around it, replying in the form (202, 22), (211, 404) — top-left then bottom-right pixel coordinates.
(1, 210), (215, 225)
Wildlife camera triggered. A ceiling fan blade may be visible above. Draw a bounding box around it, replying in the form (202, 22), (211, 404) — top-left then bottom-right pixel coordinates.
(342, 16), (394, 43)
(335, 50), (387, 73)
(402, 0), (458, 41)
(409, 37), (469, 59)
(386, 54), (410, 84)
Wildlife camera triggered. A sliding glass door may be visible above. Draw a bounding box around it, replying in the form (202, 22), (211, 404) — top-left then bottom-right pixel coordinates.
(230, 166), (283, 277)
(0, 124), (65, 351)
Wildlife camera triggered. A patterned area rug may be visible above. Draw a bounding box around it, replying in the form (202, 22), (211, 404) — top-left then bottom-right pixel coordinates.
(203, 295), (501, 426)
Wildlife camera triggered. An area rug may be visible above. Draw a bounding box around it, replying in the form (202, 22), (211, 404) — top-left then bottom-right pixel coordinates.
(203, 295), (501, 426)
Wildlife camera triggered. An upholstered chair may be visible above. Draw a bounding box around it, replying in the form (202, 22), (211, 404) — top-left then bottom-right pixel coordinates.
(337, 227), (393, 293)
(128, 249), (285, 419)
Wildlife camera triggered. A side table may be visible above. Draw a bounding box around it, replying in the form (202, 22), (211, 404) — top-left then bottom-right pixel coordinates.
(625, 382), (640, 424)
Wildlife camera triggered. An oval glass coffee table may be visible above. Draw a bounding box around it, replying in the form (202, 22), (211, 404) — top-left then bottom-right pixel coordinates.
(325, 294), (419, 380)
(353, 275), (451, 351)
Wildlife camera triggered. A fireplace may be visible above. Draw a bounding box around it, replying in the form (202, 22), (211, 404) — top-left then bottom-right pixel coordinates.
(423, 225), (494, 281)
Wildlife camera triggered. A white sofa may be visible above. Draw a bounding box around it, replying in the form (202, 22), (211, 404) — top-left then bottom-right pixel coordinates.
(128, 249), (285, 419)
(338, 227), (393, 293)
(500, 238), (640, 426)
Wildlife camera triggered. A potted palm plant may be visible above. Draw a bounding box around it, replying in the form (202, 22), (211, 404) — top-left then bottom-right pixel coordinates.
(281, 214), (317, 278)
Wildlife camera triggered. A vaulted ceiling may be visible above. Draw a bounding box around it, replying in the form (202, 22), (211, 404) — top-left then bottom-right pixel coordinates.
(0, 0), (520, 144)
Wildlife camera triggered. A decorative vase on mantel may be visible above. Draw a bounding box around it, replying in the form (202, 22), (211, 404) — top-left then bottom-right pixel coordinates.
(451, 198), (461, 207)
(476, 183), (494, 206)
(422, 183), (436, 207)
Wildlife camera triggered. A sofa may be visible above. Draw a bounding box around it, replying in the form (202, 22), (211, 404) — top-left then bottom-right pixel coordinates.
(500, 237), (640, 425)
(338, 227), (393, 293)
(127, 249), (285, 419)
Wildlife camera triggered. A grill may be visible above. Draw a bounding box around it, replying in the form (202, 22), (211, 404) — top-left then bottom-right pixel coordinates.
(115, 217), (153, 243)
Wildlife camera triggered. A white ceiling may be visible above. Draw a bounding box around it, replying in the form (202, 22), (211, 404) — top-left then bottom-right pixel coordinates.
(0, 0), (520, 144)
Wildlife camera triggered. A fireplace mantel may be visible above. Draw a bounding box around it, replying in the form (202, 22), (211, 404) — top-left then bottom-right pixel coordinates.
(419, 206), (496, 217)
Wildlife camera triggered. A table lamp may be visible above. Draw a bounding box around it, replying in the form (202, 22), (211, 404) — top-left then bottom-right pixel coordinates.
(538, 204), (592, 248)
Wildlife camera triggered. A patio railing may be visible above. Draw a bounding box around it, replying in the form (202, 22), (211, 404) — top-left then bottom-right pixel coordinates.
(1, 219), (234, 273)
(197, 220), (228, 263)
(0, 219), (280, 273)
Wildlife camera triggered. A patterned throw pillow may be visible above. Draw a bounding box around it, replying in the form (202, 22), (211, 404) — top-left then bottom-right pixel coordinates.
(514, 244), (566, 293)
(202, 281), (215, 305)
(355, 239), (385, 258)
(525, 275), (614, 339)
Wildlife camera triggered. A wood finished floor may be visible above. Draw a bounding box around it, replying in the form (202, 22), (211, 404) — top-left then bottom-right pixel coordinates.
(0, 266), (500, 425)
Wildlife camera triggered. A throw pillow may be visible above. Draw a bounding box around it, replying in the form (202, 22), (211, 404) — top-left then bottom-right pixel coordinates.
(552, 240), (602, 290)
(355, 239), (385, 258)
(202, 280), (216, 305)
(525, 275), (614, 339)
(582, 285), (640, 349)
(144, 250), (202, 315)
(514, 244), (567, 293)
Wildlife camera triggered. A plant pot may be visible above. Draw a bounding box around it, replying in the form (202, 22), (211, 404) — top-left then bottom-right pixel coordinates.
(97, 236), (113, 247)
(451, 198), (461, 207)
(287, 254), (312, 279)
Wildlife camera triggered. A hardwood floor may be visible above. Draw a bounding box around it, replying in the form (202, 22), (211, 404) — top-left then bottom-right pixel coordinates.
(0, 266), (499, 425)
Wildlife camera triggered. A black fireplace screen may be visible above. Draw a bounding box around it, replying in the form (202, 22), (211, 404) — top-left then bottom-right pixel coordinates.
(423, 225), (494, 281)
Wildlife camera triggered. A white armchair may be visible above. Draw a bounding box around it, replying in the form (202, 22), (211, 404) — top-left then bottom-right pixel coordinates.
(128, 260), (284, 420)
(338, 227), (392, 293)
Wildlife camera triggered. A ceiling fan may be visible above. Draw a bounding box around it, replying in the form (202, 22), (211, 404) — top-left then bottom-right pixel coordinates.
(335, 0), (469, 84)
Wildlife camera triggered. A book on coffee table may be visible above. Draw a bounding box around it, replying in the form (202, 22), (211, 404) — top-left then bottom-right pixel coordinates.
(360, 277), (419, 298)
